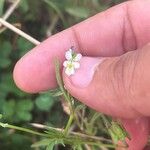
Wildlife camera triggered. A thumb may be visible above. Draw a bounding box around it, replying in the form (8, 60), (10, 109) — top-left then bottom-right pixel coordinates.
(63, 43), (150, 118)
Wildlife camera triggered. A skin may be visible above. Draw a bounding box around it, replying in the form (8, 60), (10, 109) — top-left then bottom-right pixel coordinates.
(13, 0), (150, 149)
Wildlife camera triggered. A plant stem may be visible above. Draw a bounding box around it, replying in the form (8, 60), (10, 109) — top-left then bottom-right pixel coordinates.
(101, 114), (111, 128)
(2, 0), (20, 21)
(31, 123), (112, 143)
(54, 59), (75, 135)
(0, 0), (20, 27)
(0, 122), (127, 149)
(64, 114), (74, 135)
(0, 18), (40, 45)
(30, 123), (112, 143)
(64, 136), (117, 149)
(80, 141), (115, 148)
(0, 122), (49, 137)
(54, 59), (74, 112)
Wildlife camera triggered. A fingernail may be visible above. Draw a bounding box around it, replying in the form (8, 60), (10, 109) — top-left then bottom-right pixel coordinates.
(69, 57), (104, 88)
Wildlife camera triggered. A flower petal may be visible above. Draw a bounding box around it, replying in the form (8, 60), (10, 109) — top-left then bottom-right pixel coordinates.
(63, 61), (68, 67)
(74, 53), (82, 61)
(69, 48), (73, 52)
(65, 67), (75, 76)
(65, 50), (72, 60)
(73, 62), (80, 69)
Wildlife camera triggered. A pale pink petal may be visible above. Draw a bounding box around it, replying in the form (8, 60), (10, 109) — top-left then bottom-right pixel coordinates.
(74, 53), (82, 61)
(63, 61), (68, 67)
(65, 50), (72, 60)
(73, 62), (80, 69)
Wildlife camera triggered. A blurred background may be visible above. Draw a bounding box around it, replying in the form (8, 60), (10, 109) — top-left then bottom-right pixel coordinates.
(0, 0), (125, 149)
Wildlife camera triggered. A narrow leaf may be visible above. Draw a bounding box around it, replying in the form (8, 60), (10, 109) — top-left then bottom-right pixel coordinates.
(44, 0), (64, 22)
(65, 7), (90, 18)
(31, 139), (52, 147)
(49, 88), (63, 97)
(46, 139), (65, 150)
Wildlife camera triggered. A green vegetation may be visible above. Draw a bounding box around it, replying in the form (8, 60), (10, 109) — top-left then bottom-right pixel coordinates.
(0, 0), (126, 150)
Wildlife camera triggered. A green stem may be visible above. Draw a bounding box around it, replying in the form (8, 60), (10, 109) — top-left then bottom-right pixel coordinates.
(54, 59), (73, 113)
(81, 141), (116, 148)
(54, 59), (75, 135)
(64, 114), (74, 136)
(31, 123), (113, 143)
(101, 114), (111, 128)
(64, 137), (117, 149)
(0, 122), (127, 149)
(0, 122), (49, 137)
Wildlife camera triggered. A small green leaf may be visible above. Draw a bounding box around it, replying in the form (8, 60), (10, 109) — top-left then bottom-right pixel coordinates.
(49, 88), (63, 97)
(31, 139), (52, 147)
(17, 111), (32, 121)
(17, 100), (33, 111)
(35, 93), (55, 111)
(46, 139), (65, 150)
(16, 100), (33, 121)
(44, 129), (63, 137)
(32, 139), (64, 150)
(109, 121), (128, 144)
(46, 142), (55, 150)
(65, 7), (90, 18)
(3, 100), (16, 119)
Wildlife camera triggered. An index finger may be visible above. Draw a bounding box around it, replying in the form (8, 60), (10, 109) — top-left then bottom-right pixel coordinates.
(13, 0), (150, 93)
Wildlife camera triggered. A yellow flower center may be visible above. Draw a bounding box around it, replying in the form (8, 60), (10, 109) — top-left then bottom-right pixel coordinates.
(67, 63), (73, 69)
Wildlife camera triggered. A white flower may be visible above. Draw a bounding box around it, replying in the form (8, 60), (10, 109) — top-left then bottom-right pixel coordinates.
(74, 53), (82, 62)
(65, 49), (73, 60)
(63, 48), (82, 76)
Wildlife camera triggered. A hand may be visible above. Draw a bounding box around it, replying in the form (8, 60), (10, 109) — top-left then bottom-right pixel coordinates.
(13, 0), (150, 149)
